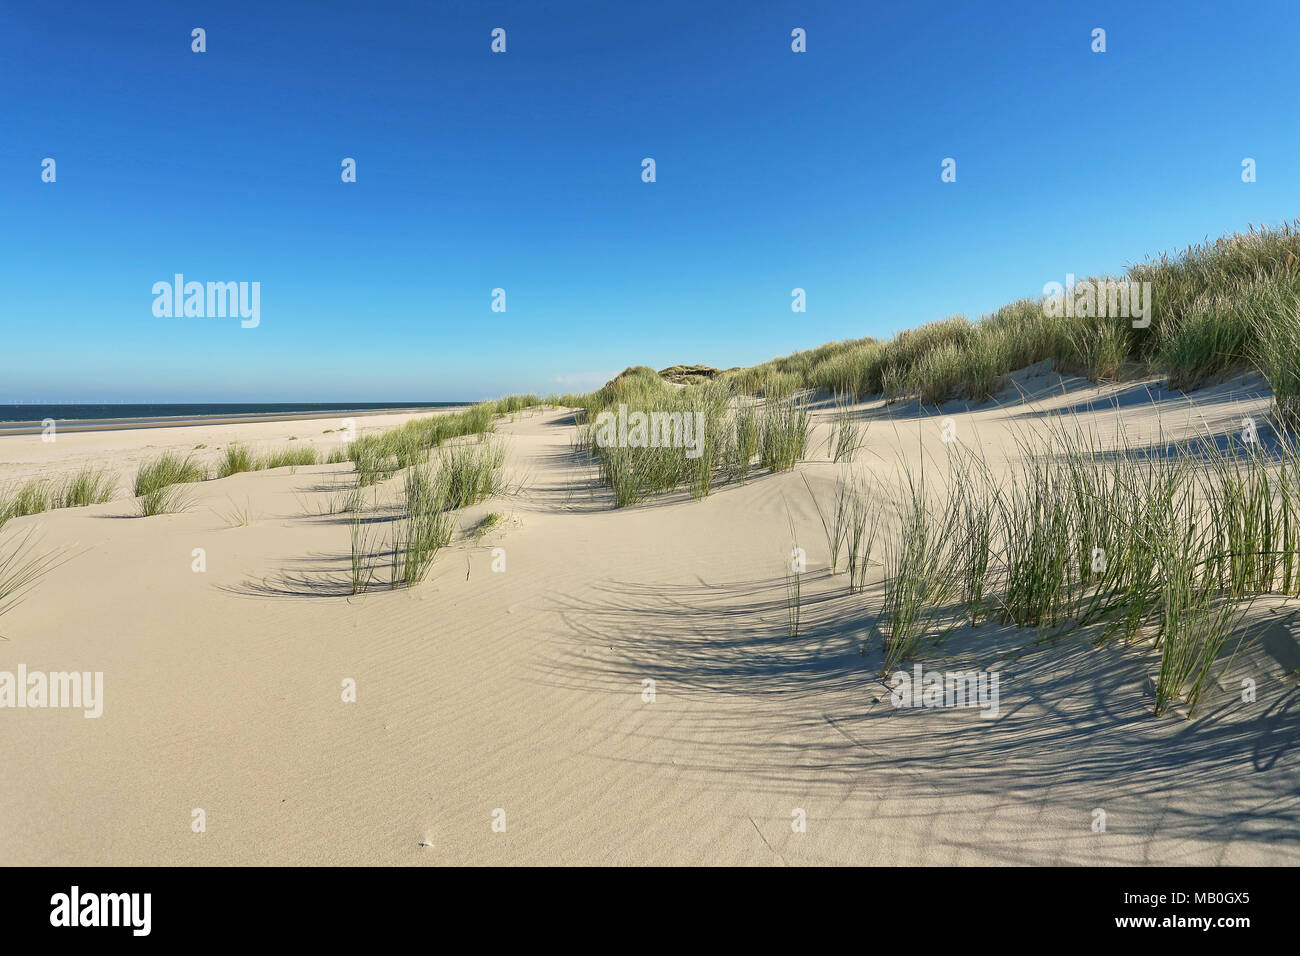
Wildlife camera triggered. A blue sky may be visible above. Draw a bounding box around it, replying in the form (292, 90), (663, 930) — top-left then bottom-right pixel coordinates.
(4, 0), (1299, 402)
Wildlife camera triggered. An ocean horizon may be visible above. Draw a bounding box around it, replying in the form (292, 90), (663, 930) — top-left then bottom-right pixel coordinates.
(0, 402), (466, 425)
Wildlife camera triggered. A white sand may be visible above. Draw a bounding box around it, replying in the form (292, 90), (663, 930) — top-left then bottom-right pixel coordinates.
(0, 410), (438, 493)
(1, 375), (1296, 865)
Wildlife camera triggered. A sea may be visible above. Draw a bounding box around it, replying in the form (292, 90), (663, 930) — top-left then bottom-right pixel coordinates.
(0, 403), (465, 433)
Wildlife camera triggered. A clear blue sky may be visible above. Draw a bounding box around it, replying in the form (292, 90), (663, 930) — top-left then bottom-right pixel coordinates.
(4, 0), (1299, 402)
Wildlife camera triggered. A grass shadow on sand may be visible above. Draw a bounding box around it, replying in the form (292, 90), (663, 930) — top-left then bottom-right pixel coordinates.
(528, 571), (1300, 863)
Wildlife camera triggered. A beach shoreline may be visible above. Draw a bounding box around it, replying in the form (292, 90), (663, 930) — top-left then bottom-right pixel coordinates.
(0, 405), (467, 437)
(0, 407), (466, 490)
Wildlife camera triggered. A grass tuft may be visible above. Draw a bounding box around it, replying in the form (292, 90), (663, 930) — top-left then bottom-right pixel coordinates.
(133, 452), (205, 516)
(216, 444), (254, 478)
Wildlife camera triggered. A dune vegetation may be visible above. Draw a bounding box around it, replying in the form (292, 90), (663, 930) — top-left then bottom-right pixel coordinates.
(344, 439), (510, 593)
(715, 223), (1300, 419)
(546, 224), (1300, 514)
(133, 452), (207, 516)
(336, 401), (532, 591)
(563, 367), (812, 507)
(0, 528), (67, 627)
(215, 443), (255, 477)
(388, 463), (457, 589)
(825, 416), (1300, 717)
(346, 403), (501, 486)
(544, 222), (1300, 719)
(0, 467), (117, 530)
(256, 445), (320, 470)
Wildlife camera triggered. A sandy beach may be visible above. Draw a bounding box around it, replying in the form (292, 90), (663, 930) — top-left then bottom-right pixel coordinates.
(0, 410), (447, 504)
(0, 406), (459, 438)
(2, 372), (1296, 866)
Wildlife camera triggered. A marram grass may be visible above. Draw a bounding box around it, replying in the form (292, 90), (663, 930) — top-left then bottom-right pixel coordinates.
(864, 412), (1300, 717)
(133, 452), (205, 516)
(0, 468), (116, 529)
(389, 463), (455, 587)
(717, 222), (1300, 413)
(0, 528), (66, 627)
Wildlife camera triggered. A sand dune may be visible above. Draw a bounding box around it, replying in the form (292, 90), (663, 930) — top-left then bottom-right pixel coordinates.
(1, 380), (1297, 865)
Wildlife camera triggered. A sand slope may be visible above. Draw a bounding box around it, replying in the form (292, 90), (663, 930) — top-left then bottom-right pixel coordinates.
(1, 380), (1297, 865)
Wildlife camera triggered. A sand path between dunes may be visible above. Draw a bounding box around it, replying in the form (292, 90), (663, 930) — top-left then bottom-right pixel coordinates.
(1, 377), (1298, 865)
